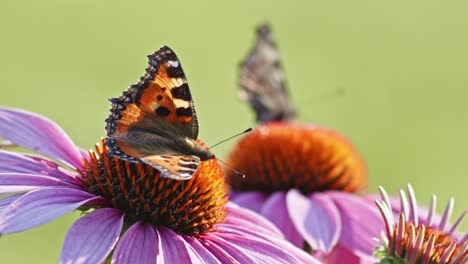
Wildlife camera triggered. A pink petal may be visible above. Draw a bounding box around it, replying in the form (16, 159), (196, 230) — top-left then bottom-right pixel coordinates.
(258, 234), (322, 264)
(0, 151), (79, 183)
(0, 107), (84, 169)
(204, 235), (262, 263)
(156, 226), (192, 264)
(0, 173), (79, 194)
(199, 237), (244, 263)
(182, 236), (222, 264)
(224, 202), (283, 238)
(112, 221), (157, 264)
(328, 191), (383, 256)
(0, 187), (102, 234)
(260, 191), (304, 247)
(215, 232), (317, 264)
(229, 191), (268, 212)
(286, 190), (341, 254)
(324, 243), (378, 264)
(60, 208), (124, 264)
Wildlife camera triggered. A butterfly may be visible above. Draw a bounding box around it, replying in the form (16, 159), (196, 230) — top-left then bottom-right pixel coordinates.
(105, 46), (215, 181)
(239, 23), (296, 123)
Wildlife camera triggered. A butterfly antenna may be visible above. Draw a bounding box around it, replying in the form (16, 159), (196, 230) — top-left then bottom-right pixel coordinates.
(208, 128), (253, 149)
(216, 157), (246, 179)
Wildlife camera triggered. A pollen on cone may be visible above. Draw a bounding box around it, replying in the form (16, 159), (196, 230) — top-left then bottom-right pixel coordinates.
(226, 122), (367, 194)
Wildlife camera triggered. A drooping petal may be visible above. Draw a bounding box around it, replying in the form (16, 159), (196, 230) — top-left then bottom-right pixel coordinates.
(0, 107), (84, 169)
(286, 190), (341, 253)
(0, 173), (79, 194)
(183, 236), (223, 264)
(199, 236), (244, 263)
(156, 226), (192, 264)
(215, 232), (319, 264)
(0, 151), (79, 183)
(0, 187), (103, 234)
(260, 191), (304, 247)
(224, 202), (283, 238)
(112, 221), (157, 264)
(60, 208), (124, 264)
(328, 191), (383, 256)
(229, 191), (268, 213)
(0, 193), (22, 210)
(255, 233), (322, 264)
(205, 235), (265, 263)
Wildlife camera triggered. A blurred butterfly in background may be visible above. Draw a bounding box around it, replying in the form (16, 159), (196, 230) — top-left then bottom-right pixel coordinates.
(105, 46), (215, 180)
(239, 23), (296, 123)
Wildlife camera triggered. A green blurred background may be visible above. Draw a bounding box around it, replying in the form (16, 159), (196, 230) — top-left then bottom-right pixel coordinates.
(1, 0), (467, 262)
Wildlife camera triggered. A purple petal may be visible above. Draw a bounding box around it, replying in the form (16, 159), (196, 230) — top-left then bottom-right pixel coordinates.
(0, 150), (80, 184)
(157, 226), (192, 263)
(224, 202), (283, 238)
(217, 223), (285, 248)
(260, 191), (304, 247)
(112, 221), (157, 264)
(60, 208), (124, 264)
(328, 191), (384, 256)
(229, 191), (268, 212)
(0, 107), (84, 169)
(215, 232), (316, 264)
(286, 190), (341, 253)
(0, 193), (22, 210)
(0, 173), (79, 194)
(197, 236), (244, 263)
(0, 187), (102, 234)
(204, 235), (264, 263)
(183, 236), (223, 264)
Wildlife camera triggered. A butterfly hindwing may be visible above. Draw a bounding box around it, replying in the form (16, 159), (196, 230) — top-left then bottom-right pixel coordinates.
(140, 155), (200, 180)
(239, 23), (296, 123)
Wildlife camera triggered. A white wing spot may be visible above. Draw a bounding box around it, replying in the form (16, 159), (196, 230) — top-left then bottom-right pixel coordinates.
(168, 60), (180, 68)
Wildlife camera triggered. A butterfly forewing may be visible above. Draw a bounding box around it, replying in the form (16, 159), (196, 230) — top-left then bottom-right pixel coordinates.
(134, 48), (198, 138)
(140, 155), (200, 180)
(105, 46), (200, 162)
(239, 23), (296, 123)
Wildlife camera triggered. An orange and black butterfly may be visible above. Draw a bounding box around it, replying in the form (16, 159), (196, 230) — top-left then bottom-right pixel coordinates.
(105, 46), (214, 180)
(239, 23), (296, 123)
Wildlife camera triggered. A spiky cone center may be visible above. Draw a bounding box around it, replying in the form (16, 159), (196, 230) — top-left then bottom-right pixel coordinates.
(226, 122), (367, 194)
(381, 214), (467, 264)
(79, 139), (228, 236)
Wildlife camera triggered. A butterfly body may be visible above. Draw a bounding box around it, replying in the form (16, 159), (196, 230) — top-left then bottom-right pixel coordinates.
(105, 46), (214, 180)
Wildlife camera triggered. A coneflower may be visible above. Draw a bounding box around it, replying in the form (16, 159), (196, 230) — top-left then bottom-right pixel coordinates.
(375, 184), (467, 264)
(0, 107), (319, 263)
(226, 23), (383, 263)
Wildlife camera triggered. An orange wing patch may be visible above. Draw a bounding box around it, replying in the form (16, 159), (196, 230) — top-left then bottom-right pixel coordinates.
(136, 64), (192, 125)
(113, 103), (144, 135)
